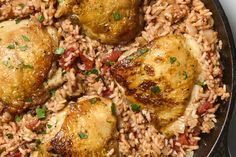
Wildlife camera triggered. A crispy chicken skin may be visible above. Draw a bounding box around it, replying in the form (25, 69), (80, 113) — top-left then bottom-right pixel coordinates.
(0, 19), (57, 113)
(111, 35), (199, 133)
(37, 96), (118, 157)
(55, 0), (77, 18)
(72, 0), (144, 45)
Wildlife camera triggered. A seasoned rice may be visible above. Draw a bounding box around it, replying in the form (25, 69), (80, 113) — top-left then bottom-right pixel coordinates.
(0, 0), (229, 156)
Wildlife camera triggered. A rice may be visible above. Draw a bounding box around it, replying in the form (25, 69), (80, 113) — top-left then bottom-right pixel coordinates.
(0, 0), (229, 156)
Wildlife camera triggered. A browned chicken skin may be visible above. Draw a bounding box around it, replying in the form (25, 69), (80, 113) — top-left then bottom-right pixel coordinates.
(0, 19), (57, 113)
(111, 35), (199, 134)
(56, 0), (144, 45)
(37, 96), (118, 157)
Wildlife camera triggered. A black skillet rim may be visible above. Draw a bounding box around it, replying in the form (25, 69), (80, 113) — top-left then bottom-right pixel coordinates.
(207, 0), (236, 156)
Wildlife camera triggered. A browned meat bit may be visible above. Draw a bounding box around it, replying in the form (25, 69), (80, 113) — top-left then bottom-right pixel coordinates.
(144, 64), (155, 76)
(111, 35), (200, 135)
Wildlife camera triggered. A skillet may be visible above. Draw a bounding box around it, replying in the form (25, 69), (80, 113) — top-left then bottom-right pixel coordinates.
(192, 0), (236, 156)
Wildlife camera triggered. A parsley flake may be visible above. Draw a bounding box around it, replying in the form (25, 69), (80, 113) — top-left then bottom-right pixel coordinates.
(111, 103), (116, 116)
(89, 98), (97, 104)
(15, 115), (22, 123)
(113, 11), (122, 21)
(6, 133), (13, 139)
(47, 124), (53, 129)
(22, 35), (30, 42)
(84, 68), (99, 75)
(131, 104), (140, 112)
(19, 45), (28, 51)
(136, 48), (149, 57)
(151, 85), (161, 94)
(7, 44), (15, 49)
(78, 132), (88, 139)
(15, 18), (21, 24)
(36, 107), (46, 119)
(169, 57), (177, 64)
(196, 80), (205, 87)
(38, 15), (45, 22)
(183, 71), (188, 80)
(55, 47), (65, 55)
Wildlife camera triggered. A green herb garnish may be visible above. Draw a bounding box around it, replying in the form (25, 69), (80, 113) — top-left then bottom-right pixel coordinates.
(84, 68), (99, 75)
(183, 71), (188, 80)
(131, 104), (140, 112)
(6, 133), (13, 139)
(169, 57), (177, 64)
(196, 80), (205, 87)
(150, 85), (161, 94)
(47, 124), (52, 129)
(7, 44), (15, 49)
(38, 15), (45, 22)
(136, 48), (149, 57)
(49, 89), (56, 96)
(21, 64), (33, 69)
(78, 132), (88, 139)
(36, 107), (46, 119)
(106, 61), (115, 66)
(55, 47), (65, 55)
(25, 98), (33, 102)
(89, 98), (97, 104)
(113, 11), (122, 21)
(15, 115), (22, 123)
(15, 18), (21, 24)
(111, 103), (116, 116)
(22, 35), (30, 42)
(57, 0), (64, 3)
(34, 139), (41, 145)
(19, 45), (28, 51)
(18, 3), (25, 9)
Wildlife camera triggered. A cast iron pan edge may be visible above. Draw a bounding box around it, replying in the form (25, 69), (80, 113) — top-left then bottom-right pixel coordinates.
(193, 0), (236, 157)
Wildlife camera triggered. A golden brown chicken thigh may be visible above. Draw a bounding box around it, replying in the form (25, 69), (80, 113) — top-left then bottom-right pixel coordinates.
(56, 0), (144, 45)
(0, 19), (57, 113)
(36, 96), (118, 157)
(111, 35), (199, 134)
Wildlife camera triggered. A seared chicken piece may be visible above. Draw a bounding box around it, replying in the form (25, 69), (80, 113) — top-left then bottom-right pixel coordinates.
(72, 0), (144, 45)
(111, 35), (199, 134)
(36, 96), (118, 157)
(0, 19), (57, 113)
(55, 0), (77, 18)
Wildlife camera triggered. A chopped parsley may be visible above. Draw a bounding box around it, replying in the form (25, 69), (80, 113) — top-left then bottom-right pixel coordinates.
(22, 35), (30, 42)
(196, 80), (205, 87)
(111, 103), (116, 116)
(126, 56), (135, 62)
(36, 107), (46, 119)
(47, 124), (53, 129)
(2, 60), (8, 66)
(136, 48), (149, 57)
(6, 133), (13, 139)
(15, 115), (22, 123)
(78, 132), (88, 139)
(57, 0), (64, 3)
(34, 139), (41, 145)
(84, 68), (99, 75)
(55, 47), (65, 55)
(89, 98), (97, 104)
(126, 48), (149, 62)
(18, 3), (25, 9)
(95, 77), (101, 82)
(150, 85), (161, 94)
(183, 71), (188, 80)
(113, 11), (122, 21)
(38, 15), (45, 22)
(25, 98), (33, 102)
(169, 57), (177, 64)
(49, 89), (56, 96)
(106, 61), (115, 66)
(19, 45), (28, 51)
(131, 104), (140, 112)
(21, 64), (33, 69)
(15, 18), (21, 24)
(7, 44), (15, 49)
